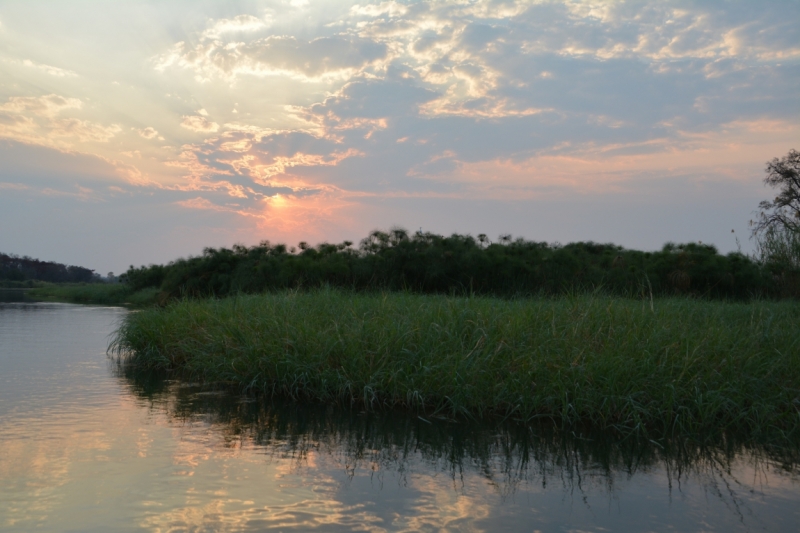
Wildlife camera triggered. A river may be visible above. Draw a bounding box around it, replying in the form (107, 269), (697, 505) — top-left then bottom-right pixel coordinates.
(1, 299), (798, 532)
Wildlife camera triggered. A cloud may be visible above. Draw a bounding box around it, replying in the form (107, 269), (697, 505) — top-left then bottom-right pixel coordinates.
(156, 34), (387, 82)
(181, 115), (219, 133)
(521, 2), (800, 64)
(203, 14), (270, 38)
(0, 94), (81, 117)
(231, 147), (364, 181)
(7, 1), (795, 253)
(155, 2), (796, 211)
(29, 61), (76, 78)
(176, 196), (231, 212)
(164, 121), (365, 198)
(49, 118), (121, 143)
(350, 2), (409, 18)
(0, 182), (29, 191)
(0, 0), (795, 274)
(18, 59), (78, 77)
(0, 94), (120, 148)
(136, 127), (161, 139)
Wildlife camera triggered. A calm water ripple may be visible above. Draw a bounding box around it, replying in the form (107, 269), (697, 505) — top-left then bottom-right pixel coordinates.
(0, 301), (798, 532)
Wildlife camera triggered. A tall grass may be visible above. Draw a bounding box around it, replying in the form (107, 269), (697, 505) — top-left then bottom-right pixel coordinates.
(756, 226), (800, 297)
(111, 290), (800, 438)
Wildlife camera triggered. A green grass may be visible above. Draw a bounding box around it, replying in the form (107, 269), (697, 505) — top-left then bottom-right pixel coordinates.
(29, 283), (159, 306)
(111, 289), (800, 438)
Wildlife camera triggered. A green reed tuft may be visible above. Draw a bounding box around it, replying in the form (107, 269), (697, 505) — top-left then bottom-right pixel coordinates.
(111, 290), (800, 438)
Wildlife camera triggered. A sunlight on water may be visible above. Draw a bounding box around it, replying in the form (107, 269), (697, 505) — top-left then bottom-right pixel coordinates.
(0, 301), (798, 532)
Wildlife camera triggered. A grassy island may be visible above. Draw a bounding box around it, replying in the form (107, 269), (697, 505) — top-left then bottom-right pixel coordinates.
(112, 290), (800, 438)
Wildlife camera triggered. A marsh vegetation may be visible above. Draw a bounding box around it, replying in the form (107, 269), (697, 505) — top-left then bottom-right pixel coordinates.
(120, 230), (798, 303)
(112, 290), (800, 439)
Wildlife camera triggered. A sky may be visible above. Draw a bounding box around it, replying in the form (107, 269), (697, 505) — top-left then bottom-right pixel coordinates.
(0, 0), (798, 275)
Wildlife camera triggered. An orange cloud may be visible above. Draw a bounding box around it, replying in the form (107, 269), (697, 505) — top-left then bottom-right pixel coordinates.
(244, 149), (364, 182)
(0, 94), (120, 149)
(425, 120), (800, 200)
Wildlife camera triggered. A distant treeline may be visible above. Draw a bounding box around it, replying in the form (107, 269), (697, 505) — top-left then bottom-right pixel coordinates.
(0, 252), (98, 284)
(121, 229), (799, 301)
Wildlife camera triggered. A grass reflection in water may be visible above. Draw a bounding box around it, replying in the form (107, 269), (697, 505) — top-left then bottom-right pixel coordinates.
(119, 365), (800, 519)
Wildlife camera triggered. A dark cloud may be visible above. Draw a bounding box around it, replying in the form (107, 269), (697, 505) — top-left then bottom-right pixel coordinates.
(235, 35), (387, 77)
(310, 75), (437, 119)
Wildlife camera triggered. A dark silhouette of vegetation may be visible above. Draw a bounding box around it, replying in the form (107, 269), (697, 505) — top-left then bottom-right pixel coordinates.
(0, 252), (98, 286)
(27, 283), (159, 307)
(753, 149), (800, 236)
(122, 228), (781, 301)
(751, 149), (800, 296)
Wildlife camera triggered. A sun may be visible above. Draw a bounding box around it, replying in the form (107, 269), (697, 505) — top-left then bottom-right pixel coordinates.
(268, 193), (288, 208)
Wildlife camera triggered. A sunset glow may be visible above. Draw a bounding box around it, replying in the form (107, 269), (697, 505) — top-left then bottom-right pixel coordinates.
(1, 0), (797, 273)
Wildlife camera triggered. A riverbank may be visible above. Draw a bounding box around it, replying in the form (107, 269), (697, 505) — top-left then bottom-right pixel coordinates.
(111, 290), (800, 438)
(29, 283), (159, 306)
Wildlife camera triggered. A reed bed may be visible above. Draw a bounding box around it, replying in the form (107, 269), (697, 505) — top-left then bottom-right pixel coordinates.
(111, 290), (800, 437)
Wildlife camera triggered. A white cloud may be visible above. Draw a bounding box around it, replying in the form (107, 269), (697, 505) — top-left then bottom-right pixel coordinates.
(0, 94), (120, 147)
(156, 34), (387, 82)
(137, 127), (160, 139)
(0, 94), (81, 117)
(20, 59), (77, 77)
(350, 2), (408, 18)
(203, 14), (270, 38)
(48, 118), (121, 143)
(181, 115), (220, 133)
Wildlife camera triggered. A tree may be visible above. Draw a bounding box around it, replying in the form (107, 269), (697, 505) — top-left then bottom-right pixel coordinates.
(752, 149), (800, 236)
(752, 149), (800, 272)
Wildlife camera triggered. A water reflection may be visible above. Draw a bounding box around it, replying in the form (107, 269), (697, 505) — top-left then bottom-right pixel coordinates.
(1, 302), (799, 532)
(0, 288), (32, 302)
(120, 368), (800, 532)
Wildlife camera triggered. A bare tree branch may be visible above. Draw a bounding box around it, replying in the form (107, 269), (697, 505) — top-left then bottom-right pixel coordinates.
(752, 149), (800, 236)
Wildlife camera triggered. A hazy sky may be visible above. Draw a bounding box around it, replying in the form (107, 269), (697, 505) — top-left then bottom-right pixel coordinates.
(1, 0), (798, 274)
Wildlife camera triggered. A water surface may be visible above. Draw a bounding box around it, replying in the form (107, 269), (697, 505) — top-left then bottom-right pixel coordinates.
(1, 301), (798, 532)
